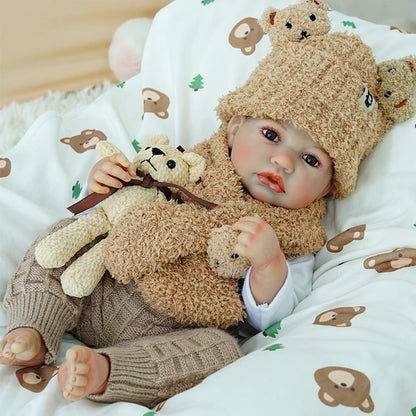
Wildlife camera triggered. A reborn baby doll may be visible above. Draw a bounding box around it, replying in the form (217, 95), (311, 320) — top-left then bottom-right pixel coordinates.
(2, 0), (411, 409)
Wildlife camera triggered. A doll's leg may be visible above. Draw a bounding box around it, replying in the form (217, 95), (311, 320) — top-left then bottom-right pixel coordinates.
(1, 218), (87, 365)
(58, 327), (241, 408)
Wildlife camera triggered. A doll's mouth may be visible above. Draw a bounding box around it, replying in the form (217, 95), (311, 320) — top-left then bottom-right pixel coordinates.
(394, 99), (408, 108)
(257, 172), (285, 193)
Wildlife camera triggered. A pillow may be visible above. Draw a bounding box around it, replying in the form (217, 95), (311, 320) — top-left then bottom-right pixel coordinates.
(134, 0), (416, 275)
(0, 1), (415, 415)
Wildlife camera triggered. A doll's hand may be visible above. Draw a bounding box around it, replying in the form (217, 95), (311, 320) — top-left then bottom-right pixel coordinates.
(232, 215), (287, 304)
(88, 154), (136, 194)
(232, 215), (282, 269)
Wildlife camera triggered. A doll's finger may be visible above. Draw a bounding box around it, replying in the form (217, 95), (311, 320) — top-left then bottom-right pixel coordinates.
(110, 154), (137, 176)
(232, 217), (260, 233)
(101, 161), (133, 182)
(88, 181), (111, 195)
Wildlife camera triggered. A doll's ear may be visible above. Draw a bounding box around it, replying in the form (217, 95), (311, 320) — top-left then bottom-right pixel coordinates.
(226, 115), (245, 147)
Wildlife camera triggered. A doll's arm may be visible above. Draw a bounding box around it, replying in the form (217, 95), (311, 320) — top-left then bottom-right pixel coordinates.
(233, 215), (287, 305)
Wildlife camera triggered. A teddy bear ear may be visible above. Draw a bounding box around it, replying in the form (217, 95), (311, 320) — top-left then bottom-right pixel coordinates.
(258, 6), (279, 34)
(144, 134), (170, 147)
(404, 56), (416, 82)
(303, 0), (328, 10)
(181, 152), (206, 183)
(96, 141), (123, 159)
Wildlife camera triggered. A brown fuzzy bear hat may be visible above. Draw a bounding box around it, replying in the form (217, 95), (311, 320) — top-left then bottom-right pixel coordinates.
(216, 0), (392, 199)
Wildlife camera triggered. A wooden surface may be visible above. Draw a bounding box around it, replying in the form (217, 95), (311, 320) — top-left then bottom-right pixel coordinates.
(0, 0), (172, 106)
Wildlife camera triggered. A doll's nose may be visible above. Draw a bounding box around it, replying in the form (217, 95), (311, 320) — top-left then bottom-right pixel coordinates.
(271, 150), (294, 174)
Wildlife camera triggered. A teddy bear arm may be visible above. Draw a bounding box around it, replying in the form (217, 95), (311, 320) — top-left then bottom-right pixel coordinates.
(35, 207), (111, 268)
(60, 238), (107, 297)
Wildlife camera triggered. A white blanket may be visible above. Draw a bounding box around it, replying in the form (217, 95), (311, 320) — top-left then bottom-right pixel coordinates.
(1, 0), (415, 415)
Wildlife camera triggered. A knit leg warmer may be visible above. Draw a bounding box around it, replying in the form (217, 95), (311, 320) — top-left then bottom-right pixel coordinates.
(3, 219), (85, 364)
(90, 327), (242, 408)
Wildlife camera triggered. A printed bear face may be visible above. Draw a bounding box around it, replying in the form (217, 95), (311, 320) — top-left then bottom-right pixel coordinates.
(60, 129), (107, 153)
(313, 306), (366, 327)
(259, 0), (330, 46)
(315, 366), (374, 413)
(16, 365), (58, 393)
(364, 247), (416, 273)
(142, 88), (170, 119)
(326, 224), (366, 253)
(377, 57), (416, 122)
(228, 17), (264, 56)
(0, 157), (11, 177)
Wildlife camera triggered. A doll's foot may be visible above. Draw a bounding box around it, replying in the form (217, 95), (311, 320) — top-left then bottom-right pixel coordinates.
(0, 327), (46, 366)
(58, 346), (110, 400)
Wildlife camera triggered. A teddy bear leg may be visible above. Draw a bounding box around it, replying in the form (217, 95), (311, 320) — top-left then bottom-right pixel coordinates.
(61, 239), (107, 297)
(35, 208), (111, 268)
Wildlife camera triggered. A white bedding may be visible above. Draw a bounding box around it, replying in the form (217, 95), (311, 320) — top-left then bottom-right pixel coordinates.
(1, 0), (415, 415)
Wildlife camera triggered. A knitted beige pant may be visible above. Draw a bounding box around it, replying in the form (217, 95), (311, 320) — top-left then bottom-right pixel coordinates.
(3, 219), (241, 408)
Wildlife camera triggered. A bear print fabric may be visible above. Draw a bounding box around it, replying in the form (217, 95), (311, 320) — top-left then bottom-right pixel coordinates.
(0, 0), (415, 415)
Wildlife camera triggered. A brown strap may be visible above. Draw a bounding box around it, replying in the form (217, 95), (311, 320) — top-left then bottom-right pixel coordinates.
(67, 173), (217, 215)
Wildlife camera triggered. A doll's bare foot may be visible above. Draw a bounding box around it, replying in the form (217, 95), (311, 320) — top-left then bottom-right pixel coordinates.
(0, 327), (46, 366)
(58, 346), (110, 400)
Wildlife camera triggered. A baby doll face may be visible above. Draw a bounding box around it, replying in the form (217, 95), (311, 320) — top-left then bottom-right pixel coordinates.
(227, 116), (333, 209)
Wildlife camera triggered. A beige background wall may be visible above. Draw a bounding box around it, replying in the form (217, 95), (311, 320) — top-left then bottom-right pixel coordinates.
(0, 0), (171, 106)
(1, 0), (414, 107)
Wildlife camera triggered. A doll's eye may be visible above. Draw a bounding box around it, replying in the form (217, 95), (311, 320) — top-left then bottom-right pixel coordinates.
(262, 129), (279, 142)
(286, 22), (293, 29)
(303, 154), (319, 167)
(387, 67), (396, 73)
(384, 91), (392, 98)
(309, 14), (316, 21)
(167, 160), (176, 169)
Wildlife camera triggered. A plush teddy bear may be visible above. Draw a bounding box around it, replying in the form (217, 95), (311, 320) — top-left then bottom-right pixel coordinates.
(377, 56), (416, 122)
(258, 0), (331, 45)
(35, 134), (206, 297)
(137, 225), (250, 328)
(108, 17), (153, 82)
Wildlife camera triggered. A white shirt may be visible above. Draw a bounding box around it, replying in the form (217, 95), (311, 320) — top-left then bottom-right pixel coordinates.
(242, 255), (314, 331)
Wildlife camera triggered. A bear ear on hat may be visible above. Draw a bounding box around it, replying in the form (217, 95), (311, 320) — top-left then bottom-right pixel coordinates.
(304, 0), (329, 11)
(258, 6), (279, 35)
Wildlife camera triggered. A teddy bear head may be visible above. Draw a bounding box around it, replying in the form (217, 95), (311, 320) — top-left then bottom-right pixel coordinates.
(377, 56), (416, 122)
(132, 134), (206, 186)
(207, 225), (250, 279)
(259, 0), (330, 46)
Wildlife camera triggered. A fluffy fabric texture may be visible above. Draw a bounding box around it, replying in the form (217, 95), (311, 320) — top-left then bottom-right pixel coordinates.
(217, 0), (392, 199)
(105, 126), (326, 327)
(217, 33), (391, 198)
(377, 56), (416, 122)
